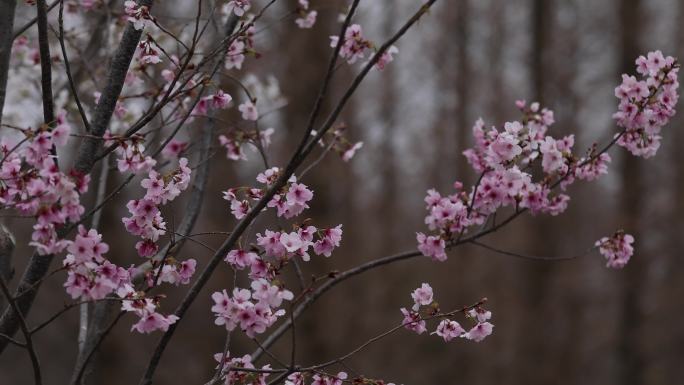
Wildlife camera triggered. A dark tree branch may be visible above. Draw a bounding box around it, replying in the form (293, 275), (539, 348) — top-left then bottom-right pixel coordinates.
(0, 225), (14, 297)
(37, 0), (56, 128)
(73, 0), (154, 175)
(0, 276), (41, 385)
(56, 0), (92, 132)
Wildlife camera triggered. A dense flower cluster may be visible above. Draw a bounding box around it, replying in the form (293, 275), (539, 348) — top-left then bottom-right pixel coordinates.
(284, 371), (348, 385)
(212, 166), (343, 339)
(105, 132), (157, 174)
(118, 284), (181, 333)
(329, 24), (398, 70)
(0, 118), (83, 255)
(595, 231), (635, 269)
(214, 352), (271, 385)
(122, 158), (191, 257)
(211, 280), (293, 337)
(614, 50), (679, 157)
(330, 24), (373, 64)
(61, 225), (193, 333)
(415, 51), (678, 269)
(400, 284), (494, 343)
(223, 167), (316, 220)
(63, 226), (120, 300)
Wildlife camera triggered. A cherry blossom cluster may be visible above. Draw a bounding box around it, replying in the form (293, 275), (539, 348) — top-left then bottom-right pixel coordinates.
(400, 284), (494, 343)
(104, 132), (157, 173)
(295, 0), (317, 29)
(146, 257), (197, 287)
(329, 24), (398, 70)
(613, 50), (679, 157)
(257, 224), (343, 262)
(137, 37), (162, 66)
(62, 226), (122, 301)
(122, 158), (191, 257)
(213, 352), (271, 385)
(213, 165), (343, 340)
(118, 256), (196, 333)
(0, 117), (87, 256)
(224, 24), (256, 70)
(117, 284), (180, 333)
(223, 167), (315, 220)
(330, 24), (372, 65)
(287, 372), (348, 385)
(223, 224), (342, 280)
(211, 279), (293, 337)
(416, 51), (679, 268)
(194, 89), (233, 116)
(595, 231), (635, 269)
(124, 0), (154, 31)
(61, 225), (191, 333)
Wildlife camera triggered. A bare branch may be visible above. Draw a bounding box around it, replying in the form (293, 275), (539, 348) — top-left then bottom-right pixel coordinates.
(0, 276), (41, 385)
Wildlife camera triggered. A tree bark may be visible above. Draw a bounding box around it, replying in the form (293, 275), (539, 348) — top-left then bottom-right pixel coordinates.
(0, 0), (17, 127)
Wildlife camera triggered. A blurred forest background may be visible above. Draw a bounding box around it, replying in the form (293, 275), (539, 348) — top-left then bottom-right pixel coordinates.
(1, 0), (684, 384)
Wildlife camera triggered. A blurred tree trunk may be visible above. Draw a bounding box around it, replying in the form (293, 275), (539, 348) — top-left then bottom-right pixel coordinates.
(488, 1), (505, 125)
(662, 2), (684, 378)
(617, 0), (644, 384)
(519, 0), (556, 383)
(0, 0), (16, 127)
(455, 0), (470, 184)
(378, 5), (398, 252)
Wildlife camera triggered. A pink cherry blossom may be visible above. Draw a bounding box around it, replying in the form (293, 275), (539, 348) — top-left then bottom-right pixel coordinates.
(238, 101), (259, 121)
(416, 232), (447, 261)
(225, 40), (246, 70)
(462, 322), (494, 342)
(595, 231), (635, 269)
(131, 312), (179, 334)
(400, 307), (426, 334)
(330, 24), (372, 64)
(433, 319), (465, 342)
(225, 249), (258, 270)
(375, 45), (398, 70)
(411, 283), (434, 310)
